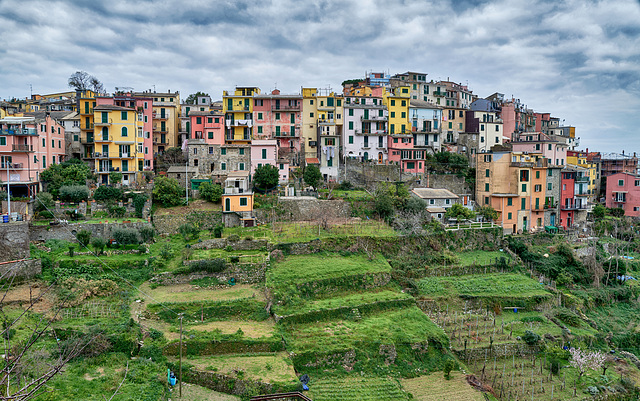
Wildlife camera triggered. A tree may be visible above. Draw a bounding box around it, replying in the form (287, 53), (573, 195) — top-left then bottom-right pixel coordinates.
(185, 91), (210, 105)
(40, 160), (91, 199)
(569, 348), (606, 378)
(76, 229), (91, 248)
(477, 205), (498, 222)
(303, 165), (322, 190)
(592, 204), (606, 219)
(443, 358), (455, 380)
(68, 71), (104, 93)
(609, 207), (625, 218)
(374, 186), (394, 220)
(58, 185), (90, 203)
(198, 182), (222, 203)
(109, 172), (122, 185)
(156, 147), (186, 172)
(444, 203), (475, 221)
(93, 186), (123, 202)
(152, 176), (183, 206)
(253, 164), (280, 191)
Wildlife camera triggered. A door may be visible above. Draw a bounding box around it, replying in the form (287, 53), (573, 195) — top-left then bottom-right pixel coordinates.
(378, 152), (383, 163)
(225, 198), (230, 212)
(550, 213), (556, 226)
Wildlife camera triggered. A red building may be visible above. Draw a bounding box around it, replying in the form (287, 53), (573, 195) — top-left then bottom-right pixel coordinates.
(559, 168), (589, 229)
(189, 111), (224, 145)
(387, 134), (425, 174)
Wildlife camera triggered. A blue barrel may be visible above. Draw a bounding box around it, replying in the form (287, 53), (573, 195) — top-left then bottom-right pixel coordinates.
(2, 215), (8, 223)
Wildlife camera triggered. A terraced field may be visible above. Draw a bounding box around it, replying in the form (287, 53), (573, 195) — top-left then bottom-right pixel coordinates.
(307, 377), (409, 401)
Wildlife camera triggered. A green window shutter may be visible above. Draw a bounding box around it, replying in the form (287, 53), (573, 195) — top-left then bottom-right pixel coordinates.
(262, 149), (267, 159)
(348, 121), (353, 130)
(348, 136), (353, 144)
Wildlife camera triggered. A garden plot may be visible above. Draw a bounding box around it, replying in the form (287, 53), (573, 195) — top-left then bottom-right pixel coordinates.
(180, 352), (297, 384)
(401, 372), (485, 401)
(307, 376), (409, 401)
(185, 320), (275, 339)
(138, 282), (263, 303)
(177, 382), (241, 400)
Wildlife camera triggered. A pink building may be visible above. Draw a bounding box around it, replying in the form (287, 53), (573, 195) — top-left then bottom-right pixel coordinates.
(388, 134), (425, 174)
(0, 114), (66, 197)
(253, 90), (302, 156)
(511, 133), (567, 166)
(606, 172), (640, 217)
(189, 111), (224, 145)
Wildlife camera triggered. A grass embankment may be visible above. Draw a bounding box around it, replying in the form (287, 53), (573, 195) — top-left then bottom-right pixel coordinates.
(182, 352), (297, 383)
(416, 273), (551, 300)
(401, 372), (485, 401)
(307, 376), (409, 401)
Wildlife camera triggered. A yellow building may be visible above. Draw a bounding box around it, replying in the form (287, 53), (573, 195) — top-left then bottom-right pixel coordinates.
(567, 150), (599, 203)
(223, 87), (260, 144)
(301, 88), (343, 179)
(383, 86), (410, 135)
(78, 90), (97, 160)
(93, 105), (145, 185)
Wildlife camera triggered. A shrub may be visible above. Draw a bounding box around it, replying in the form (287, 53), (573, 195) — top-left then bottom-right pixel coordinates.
(152, 176), (183, 207)
(213, 224), (223, 238)
(160, 245), (172, 260)
(68, 246), (74, 257)
(108, 205), (126, 218)
(59, 185), (90, 203)
(199, 182), (223, 202)
(76, 229), (91, 248)
(91, 237), (106, 255)
(37, 210), (54, 219)
(253, 164), (280, 191)
(443, 358), (455, 380)
(227, 234), (240, 242)
(189, 258), (226, 273)
(522, 330), (541, 345)
(34, 192), (54, 212)
(112, 228), (140, 245)
(132, 193), (147, 217)
(139, 226), (155, 243)
(178, 223), (199, 240)
(93, 186), (123, 202)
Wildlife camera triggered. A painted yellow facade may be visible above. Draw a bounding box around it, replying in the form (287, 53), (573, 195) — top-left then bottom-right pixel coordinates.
(79, 91), (97, 159)
(301, 88), (344, 161)
(383, 86), (410, 135)
(134, 91), (180, 154)
(223, 87), (260, 144)
(93, 105), (145, 185)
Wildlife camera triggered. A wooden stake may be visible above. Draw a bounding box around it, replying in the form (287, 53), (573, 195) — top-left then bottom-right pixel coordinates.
(179, 313), (183, 399)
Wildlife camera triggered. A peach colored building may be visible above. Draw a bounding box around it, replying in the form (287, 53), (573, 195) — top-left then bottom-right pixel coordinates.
(252, 90), (302, 158)
(0, 114), (66, 196)
(190, 111), (224, 145)
(606, 172), (640, 217)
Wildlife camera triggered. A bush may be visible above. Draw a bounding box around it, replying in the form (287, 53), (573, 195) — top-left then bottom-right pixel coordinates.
(199, 182), (223, 202)
(93, 186), (123, 202)
(178, 223), (199, 241)
(189, 258), (226, 273)
(213, 224), (223, 238)
(112, 228), (140, 245)
(91, 237), (106, 255)
(76, 229), (91, 248)
(522, 330), (541, 345)
(253, 164), (280, 191)
(139, 226), (155, 243)
(152, 176), (183, 207)
(443, 358), (455, 380)
(132, 193), (147, 217)
(108, 205), (126, 218)
(34, 192), (54, 212)
(59, 185), (90, 203)
(68, 246), (74, 257)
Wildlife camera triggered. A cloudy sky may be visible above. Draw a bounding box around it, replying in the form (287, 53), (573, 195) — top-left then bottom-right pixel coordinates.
(1, 0), (639, 153)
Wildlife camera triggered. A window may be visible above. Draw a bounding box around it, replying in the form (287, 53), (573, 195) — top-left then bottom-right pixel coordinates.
(349, 121), (353, 130)
(196, 117), (202, 124)
(257, 126), (263, 134)
(520, 170), (529, 182)
(563, 184), (566, 190)
(547, 183), (552, 190)
(407, 162), (415, 169)
(240, 198), (247, 206)
(121, 127), (128, 137)
(391, 100), (395, 106)
(348, 109), (353, 116)
(193, 148), (198, 155)
(548, 144), (552, 151)
(310, 112), (314, 118)
(548, 169), (553, 177)
(257, 112), (263, 120)
(275, 112), (280, 120)
(121, 111), (127, 120)
(208, 132), (214, 139)
(485, 169), (490, 177)
(221, 162), (226, 170)
(209, 147), (214, 154)
(52, 139), (55, 148)
(401, 112), (406, 118)
(535, 184), (542, 192)
(262, 149), (267, 159)
(239, 148), (245, 155)
(485, 183), (489, 191)
(239, 162), (245, 170)
(484, 196), (489, 205)
(522, 184), (527, 192)
(390, 112), (395, 118)
(445, 198), (450, 205)
(459, 123), (463, 130)
(327, 158), (332, 167)
(0, 137), (6, 146)
(429, 199), (435, 205)
(348, 136), (354, 144)
(536, 171), (540, 179)
(618, 179), (624, 186)
(521, 198), (526, 210)
(495, 125), (499, 131)
(215, 118), (220, 123)
(635, 180), (640, 187)
(144, 102), (148, 109)
(480, 124), (485, 131)
(508, 212), (512, 219)
(507, 198), (512, 206)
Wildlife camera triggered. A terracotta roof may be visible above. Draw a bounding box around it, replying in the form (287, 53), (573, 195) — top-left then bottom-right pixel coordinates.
(306, 158), (320, 164)
(94, 105), (134, 111)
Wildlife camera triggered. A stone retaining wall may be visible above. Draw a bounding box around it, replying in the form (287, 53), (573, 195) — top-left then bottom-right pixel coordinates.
(29, 222), (152, 242)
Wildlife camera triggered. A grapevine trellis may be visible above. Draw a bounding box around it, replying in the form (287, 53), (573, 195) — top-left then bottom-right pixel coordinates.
(63, 301), (125, 319)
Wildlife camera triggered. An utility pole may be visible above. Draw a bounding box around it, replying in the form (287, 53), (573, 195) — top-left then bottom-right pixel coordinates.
(179, 313), (184, 398)
(185, 159), (188, 205)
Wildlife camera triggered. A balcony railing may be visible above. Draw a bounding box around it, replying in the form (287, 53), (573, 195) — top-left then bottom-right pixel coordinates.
(360, 115), (386, 122)
(225, 119), (253, 128)
(274, 130), (298, 138)
(82, 123), (94, 130)
(225, 135), (251, 141)
(355, 129), (387, 136)
(0, 128), (37, 136)
(433, 91), (445, 97)
(560, 202), (588, 210)
(2, 163), (24, 169)
(153, 140), (169, 145)
(152, 112), (169, 119)
(12, 144), (33, 152)
(94, 119), (112, 126)
(271, 104), (300, 111)
(153, 126), (168, 133)
(80, 108), (94, 115)
(95, 135), (113, 142)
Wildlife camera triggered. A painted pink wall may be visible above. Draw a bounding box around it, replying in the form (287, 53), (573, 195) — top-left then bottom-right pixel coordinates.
(501, 103), (515, 140)
(190, 114), (224, 145)
(250, 141), (278, 176)
(253, 95), (301, 152)
(606, 172), (640, 217)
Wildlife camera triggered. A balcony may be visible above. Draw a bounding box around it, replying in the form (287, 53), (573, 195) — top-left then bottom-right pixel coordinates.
(80, 107), (94, 115)
(318, 119), (336, 125)
(561, 202), (588, 210)
(81, 136), (94, 144)
(510, 161), (535, 168)
(224, 187), (250, 195)
(317, 104), (335, 111)
(274, 130), (299, 138)
(81, 123), (94, 130)
(575, 176), (589, 183)
(94, 119), (112, 126)
(0, 128), (37, 136)
(11, 144), (33, 152)
(355, 129), (387, 136)
(94, 152), (109, 158)
(225, 135), (251, 141)
(225, 119), (253, 128)
(226, 106), (250, 112)
(360, 115), (386, 122)
(433, 91), (445, 97)
(3, 163), (24, 169)
(153, 126), (168, 133)
(271, 104), (300, 111)
(152, 112), (169, 119)
(153, 139), (169, 145)
(95, 135), (113, 142)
